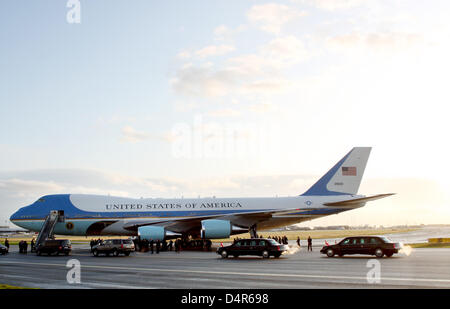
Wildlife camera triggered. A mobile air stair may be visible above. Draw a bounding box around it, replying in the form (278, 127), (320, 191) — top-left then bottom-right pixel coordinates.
(33, 210), (65, 251)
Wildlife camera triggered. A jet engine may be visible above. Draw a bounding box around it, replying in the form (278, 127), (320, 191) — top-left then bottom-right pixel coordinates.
(200, 219), (247, 239)
(138, 226), (166, 241)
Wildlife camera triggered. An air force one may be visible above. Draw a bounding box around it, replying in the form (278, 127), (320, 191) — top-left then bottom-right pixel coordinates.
(10, 147), (394, 241)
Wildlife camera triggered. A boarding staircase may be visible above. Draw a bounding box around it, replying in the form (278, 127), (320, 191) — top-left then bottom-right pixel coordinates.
(33, 210), (65, 251)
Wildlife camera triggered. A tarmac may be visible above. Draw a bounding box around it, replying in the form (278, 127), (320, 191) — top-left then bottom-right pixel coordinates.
(1, 243), (450, 289)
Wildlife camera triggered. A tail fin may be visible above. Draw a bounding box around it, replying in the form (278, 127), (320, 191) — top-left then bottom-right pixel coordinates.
(301, 147), (371, 196)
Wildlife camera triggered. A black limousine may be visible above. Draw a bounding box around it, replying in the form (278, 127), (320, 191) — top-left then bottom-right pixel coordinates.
(217, 238), (288, 259)
(320, 236), (403, 258)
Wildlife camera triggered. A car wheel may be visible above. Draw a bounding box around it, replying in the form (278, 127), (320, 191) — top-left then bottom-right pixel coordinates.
(375, 248), (384, 258)
(326, 248), (335, 257)
(262, 250), (269, 259)
(221, 250), (228, 258)
(93, 249), (99, 257)
(113, 249), (119, 257)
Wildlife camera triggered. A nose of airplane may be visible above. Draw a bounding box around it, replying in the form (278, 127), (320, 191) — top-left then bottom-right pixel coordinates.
(9, 204), (30, 224)
(10, 208), (22, 223)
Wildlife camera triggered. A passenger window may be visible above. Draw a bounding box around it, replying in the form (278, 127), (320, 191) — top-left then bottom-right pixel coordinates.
(342, 239), (351, 245)
(250, 240), (257, 246)
(370, 238), (380, 244)
(351, 238), (358, 245)
(235, 241), (241, 247)
(260, 240), (266, 246)
(359, 238), (365, 244)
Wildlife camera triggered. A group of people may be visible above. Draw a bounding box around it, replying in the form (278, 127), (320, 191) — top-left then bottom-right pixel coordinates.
(89, 238), (104, 249)
(135, 239), (179, 254)
(4, 238), (38, 254)
(267, 235), (289, 245)
(18, 239), (32, 253)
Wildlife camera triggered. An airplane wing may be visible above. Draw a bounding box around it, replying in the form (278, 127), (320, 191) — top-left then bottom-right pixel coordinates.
(123, 207), (304, 233)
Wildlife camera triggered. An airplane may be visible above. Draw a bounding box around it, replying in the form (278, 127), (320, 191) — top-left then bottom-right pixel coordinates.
(9, 147), (394, 241)
(0, 227), (29, 235)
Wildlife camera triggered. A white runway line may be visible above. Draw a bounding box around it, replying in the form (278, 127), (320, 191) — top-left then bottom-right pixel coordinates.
(2, 260), (450, 285)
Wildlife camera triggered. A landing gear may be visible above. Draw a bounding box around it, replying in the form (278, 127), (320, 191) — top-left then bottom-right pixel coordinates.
(249, 225), (258, 239)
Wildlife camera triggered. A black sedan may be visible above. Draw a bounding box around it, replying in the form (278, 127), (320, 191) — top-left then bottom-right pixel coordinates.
(320, 236), (402, 258)
(217, 238), (288, 259)
(0, 243), (8, 255)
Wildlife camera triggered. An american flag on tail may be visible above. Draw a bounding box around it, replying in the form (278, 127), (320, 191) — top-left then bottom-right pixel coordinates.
(342, 166), (357, 176)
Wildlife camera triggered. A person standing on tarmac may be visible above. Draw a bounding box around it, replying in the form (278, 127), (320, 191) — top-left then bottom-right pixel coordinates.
(150, 239), (154, 254)
(4, 238), (9, 250)
(156, 240), (160, 254)
(296, 236), (301, 247)
(307, 236), (312, 251)
(175, 239), (181, 253)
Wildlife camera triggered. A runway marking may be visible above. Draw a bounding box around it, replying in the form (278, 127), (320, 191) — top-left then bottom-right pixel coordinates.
(2, 260), (450, 285)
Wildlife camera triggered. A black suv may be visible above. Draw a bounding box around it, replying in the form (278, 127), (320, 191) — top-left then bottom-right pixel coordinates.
(36, 239), (72, 256)
(217, 238), (288, 259)
(320, 236), (402, 258)
(92, 239), (135, 257)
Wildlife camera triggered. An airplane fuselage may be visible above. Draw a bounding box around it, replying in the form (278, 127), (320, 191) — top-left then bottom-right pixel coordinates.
(10, 193), (363, 237)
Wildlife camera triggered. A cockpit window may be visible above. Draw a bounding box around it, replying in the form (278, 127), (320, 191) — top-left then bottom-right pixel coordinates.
(38, 198), (45, 202)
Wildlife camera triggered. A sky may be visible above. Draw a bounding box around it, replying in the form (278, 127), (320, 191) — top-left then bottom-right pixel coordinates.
(1, 0), (449, 227)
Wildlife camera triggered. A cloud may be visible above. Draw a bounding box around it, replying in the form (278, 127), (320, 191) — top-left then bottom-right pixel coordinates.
(121, 126), (151, 143)
(171, 35), (308, 99)
(248, 101), (278, 113)
(170, 64), (237, 97)
(177, 50), (192, 59)
(0, 179), (65, 198)
(297, 0), (366, 11)
(207, 108), (242, 118)
(247, 3), (307, 34)
(326, 31), (423, 53)
(194, 44), (235, 58)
